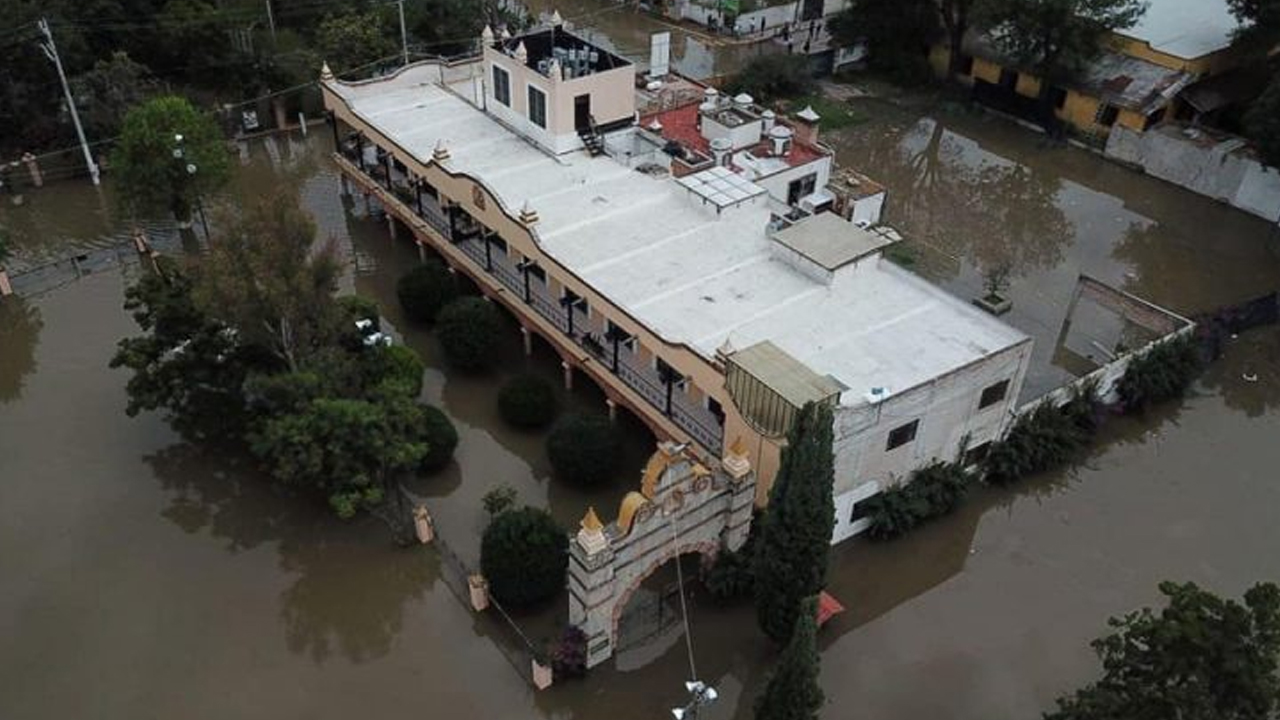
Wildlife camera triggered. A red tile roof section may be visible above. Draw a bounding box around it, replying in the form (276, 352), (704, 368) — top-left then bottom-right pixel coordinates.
(639, 101), (827, 171)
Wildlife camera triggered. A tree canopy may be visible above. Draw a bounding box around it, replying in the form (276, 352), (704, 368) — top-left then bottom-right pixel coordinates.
(316, 10), (399, 74)
(754, 596), (824, 720)
(436, 296), (503, 371)
(546, 412), (623, 486)
(480, 505), (569, 608)
(978, 0), (1148, 82)
(1245, 75), (1280, 168)
(829, 0), (940, 82)
(1047, 581), (1280, 720)
(753, 402), (836, 644)
(111, 95), (230, 221)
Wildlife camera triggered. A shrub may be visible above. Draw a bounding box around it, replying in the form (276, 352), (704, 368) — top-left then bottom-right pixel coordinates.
(1116, 335), (1203, 414)
(498, 373), (559, 429)
(482, 484), (518, 517)
(396, 260), (458, 324)
(546, 413), (622, 486)
(549, 625), (588, 680)
(436, 297), (503, 371)
(337, 294), (381, 330)
(366, 343), (425, 397)
(418, 404), (458, 473)
(984, 387), (1099, 485)
(725, 54), (816, 103)
(705, 548), (756, 605)
(864, 460), (973, 540)
(480, 506), (568, 608)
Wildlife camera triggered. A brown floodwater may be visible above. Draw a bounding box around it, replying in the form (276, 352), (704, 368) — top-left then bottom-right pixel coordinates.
(2, 102), (1279, 719)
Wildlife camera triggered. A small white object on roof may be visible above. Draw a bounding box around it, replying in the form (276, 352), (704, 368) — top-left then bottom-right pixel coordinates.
(547, 58), (562, 80)
(646, 80), (663, 91)
(864, 386), (891, 404)
(515, 41), (528, 63)
(717, 336), (736, 358)
(320, 62), (334, 82)
(481, 25), (494, 43)
(550, 9), (564, 26)
(500, 27), (512, 40)
(733, 93), (754, 107)
(796, 105), (820, 123)
(648, 119), (663, 131)
(677, 165), (766, 209)
(432, 139), (451, 162)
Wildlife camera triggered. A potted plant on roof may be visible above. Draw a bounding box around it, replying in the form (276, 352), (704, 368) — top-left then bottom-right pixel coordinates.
(974, 262), (1012, 316)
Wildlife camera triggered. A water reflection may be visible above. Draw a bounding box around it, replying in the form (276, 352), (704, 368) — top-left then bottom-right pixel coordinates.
(0, 295), (43, 403)
(146, 441), (434, 664)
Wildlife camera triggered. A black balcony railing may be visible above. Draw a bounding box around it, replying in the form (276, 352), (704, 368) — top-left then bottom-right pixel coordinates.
(348, 162), (724, 454)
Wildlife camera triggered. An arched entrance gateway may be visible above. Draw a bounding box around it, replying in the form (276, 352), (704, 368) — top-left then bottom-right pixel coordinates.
(569, 439), (756, 668)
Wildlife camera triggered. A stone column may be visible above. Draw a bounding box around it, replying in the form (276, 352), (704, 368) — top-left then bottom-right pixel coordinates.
(387, 213), (398, 240)
(413, 505), (434, 544)
(561, 360), (573, 391)
(0, 268), (13, 298)
(520, 326), (533, 356)
(21, 153), (42, 188)
(568, 507), (616, 669)
(721, 437), (757, 553)
(605, 398), (617, 423)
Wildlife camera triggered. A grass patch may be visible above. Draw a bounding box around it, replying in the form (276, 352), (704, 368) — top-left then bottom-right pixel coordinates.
(786, 95), (867, 130)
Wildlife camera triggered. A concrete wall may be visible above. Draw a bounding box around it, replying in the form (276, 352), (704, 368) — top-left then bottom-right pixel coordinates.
(753, 154), (833, 208)
(1106, 124), (1280, 221)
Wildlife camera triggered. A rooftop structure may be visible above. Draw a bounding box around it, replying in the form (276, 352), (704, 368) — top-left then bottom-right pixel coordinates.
(328, 66), (1026, 407)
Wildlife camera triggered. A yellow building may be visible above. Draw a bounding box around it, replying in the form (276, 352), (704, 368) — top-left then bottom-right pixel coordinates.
(930, 0), (1249, 139)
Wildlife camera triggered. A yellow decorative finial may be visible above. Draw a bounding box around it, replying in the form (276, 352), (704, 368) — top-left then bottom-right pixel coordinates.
(729, 436), (746, 457)
(581, 506), (603, 532)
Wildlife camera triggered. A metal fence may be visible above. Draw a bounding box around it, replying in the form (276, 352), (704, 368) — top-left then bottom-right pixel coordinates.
(5, 223), (190, 300)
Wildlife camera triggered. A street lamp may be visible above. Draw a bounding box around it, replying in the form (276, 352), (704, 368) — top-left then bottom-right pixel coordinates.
(671, 680), (718, 719)
(172, 133), (210, 238)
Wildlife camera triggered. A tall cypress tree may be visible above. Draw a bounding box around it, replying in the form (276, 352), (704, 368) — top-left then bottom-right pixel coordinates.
(752, 402), (836, 644)
(755, 596), (824, 720)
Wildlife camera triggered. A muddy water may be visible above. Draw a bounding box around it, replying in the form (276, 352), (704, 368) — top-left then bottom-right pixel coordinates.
(3, 119), (1280, 720)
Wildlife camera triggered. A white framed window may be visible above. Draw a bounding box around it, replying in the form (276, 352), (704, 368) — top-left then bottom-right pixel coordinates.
(527, 85), (547, 128)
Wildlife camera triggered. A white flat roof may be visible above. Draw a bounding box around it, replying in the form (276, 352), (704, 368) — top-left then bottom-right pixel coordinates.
(329, 64), (1027, 405)
(1120, 0), (1242, 59)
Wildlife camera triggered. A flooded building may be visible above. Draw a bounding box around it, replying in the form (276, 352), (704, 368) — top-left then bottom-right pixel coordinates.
(930, 0), (1250, 140)
(321, 22), (1031, 543)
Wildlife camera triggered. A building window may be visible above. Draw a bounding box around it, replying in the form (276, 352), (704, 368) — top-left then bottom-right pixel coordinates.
(850, 500), (870, 524)
(998, 68), (1018, 90)
(885, 420), (919, 451)
(979, 379), (1010, 409)
(1098, 103), (1120, 127)
(958, 54), (974, 76)
(493, 65), (511, 106)
(707, 397), (725, 424)
(786, 173), (817, 205)
(527, 85), (547, 129)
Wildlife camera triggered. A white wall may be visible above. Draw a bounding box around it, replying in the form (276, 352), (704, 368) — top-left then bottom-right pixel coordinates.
(1106, 124), (1280, 222)
(828, 334), (1034, 542)
(850, 190), (885, 226)
(754, 154), (833, 206)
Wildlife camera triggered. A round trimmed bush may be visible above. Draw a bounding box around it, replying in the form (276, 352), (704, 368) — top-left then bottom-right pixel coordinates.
(546, 413), (622, 486)
(418, 404), (459, 473)
(396, 260), (458, 324)
(498, 373), (559, 429)
(368, 343), (424, 397)
(480, 506), (568, 608)
(436, 297), (503, 371)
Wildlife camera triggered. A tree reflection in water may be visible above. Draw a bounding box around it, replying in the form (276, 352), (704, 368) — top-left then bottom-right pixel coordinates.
(0, 295), (44, 403)
(145, 442), (433, 664)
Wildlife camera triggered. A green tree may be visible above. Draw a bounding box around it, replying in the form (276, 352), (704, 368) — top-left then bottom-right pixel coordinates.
(753, 402), (836, 644)
(250, 394), (428, 517)
(396, 260), (459, 324)
(1228, 0), (1280, 49)
(829, 0), (940, 82)
(545, 412), (623, 486)
(196, 190), (341, 371)
(417, 404), (458, 472)
(754, 596), (824, 720)
(70, 52), (157, 140)
(979, 0), (1147, 125)
(727, 55), (816, 103)
(316, 10), (398, 75)
(1047, 581), (1280, 720)
(436, 296), (503, 371)
(1245, 74), (1280, 168)
(497, 372), (559, 429)
(111, 95), (229, 222)
(110, 259), (259, 441)
(480, 505), (568, 608)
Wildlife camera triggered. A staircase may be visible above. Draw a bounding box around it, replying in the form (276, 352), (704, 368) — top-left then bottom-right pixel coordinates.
(579, 115), (605, 157)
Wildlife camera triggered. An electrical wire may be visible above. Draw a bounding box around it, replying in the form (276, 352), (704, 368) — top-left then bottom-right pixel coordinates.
(669, 513), (700, 683)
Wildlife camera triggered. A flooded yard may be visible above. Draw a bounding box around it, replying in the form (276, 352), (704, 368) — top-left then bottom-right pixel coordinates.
(3, 97), (1280, 720)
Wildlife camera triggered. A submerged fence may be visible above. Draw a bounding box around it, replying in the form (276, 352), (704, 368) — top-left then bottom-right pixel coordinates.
(4, 223), (191, 300)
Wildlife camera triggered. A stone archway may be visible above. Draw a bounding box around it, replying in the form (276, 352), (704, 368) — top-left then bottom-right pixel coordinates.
(568, 440), (756, 668)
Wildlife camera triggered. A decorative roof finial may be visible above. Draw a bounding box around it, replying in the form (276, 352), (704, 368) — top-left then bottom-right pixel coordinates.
(576, 505), (609, 555)
(519, 200), (540, 226)
(581, 506), (603, 532)
(546, 57), (562, 81)
(724, 436), (751, 480)
(550, 9), (564, 26)
(481, 25), (494, 44)
(432, 139), (451, 163)
(320, 62), (334, 82)
(514, 41), (528, 64)
(499, 26), (512, 40)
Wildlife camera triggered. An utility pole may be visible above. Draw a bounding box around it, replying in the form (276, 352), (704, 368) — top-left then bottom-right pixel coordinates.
(397, 0), (409, 66)
(37, 18), (99, 186)
(265, 0), (276, 41)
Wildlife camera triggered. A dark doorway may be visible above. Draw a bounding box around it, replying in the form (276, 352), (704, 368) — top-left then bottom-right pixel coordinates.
(574, 94), (591, 130)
